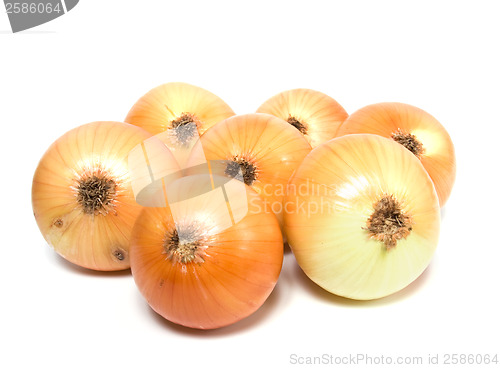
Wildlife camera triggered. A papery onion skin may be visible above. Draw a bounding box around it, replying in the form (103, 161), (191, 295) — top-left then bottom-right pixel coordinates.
(256, 88), (348, 148)
(284, 134), (440, 300)
(336, 102), (456, 206)
(124, 82), (235, 137)
(186, 113), (312, 232)
(32, 121), (179, 271)
(130, 175), (283, 330)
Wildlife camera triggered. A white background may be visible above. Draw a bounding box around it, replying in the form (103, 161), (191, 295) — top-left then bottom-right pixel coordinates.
(1, 1), (499, 367)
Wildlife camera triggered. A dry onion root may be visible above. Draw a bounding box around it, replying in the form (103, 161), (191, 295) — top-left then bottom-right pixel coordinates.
(32, 121), (179, 271)
(284, 134), (441, 300)
(256, 88), (348, 148)
(130, 174), (283, 329)
(336, 102), (456, 206)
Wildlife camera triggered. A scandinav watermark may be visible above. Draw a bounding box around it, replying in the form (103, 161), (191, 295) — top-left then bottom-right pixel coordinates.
(3, 0), (79, 33)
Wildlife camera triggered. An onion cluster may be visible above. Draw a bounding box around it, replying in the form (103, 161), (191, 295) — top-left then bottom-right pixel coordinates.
(32, 82), (455, 329)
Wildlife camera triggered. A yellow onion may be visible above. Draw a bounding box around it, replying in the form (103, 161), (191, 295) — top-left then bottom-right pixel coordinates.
(125, 82), (235, 167)
(32, 121), (179, 271)
(256, 88), (348, 148)
(336, 102), (456, 206)
(186, 113), (312, 232)
(285, 134), (440, 300)
(130, 174), (283, 329)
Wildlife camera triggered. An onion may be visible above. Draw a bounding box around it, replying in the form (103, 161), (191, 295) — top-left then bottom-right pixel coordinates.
(186, 113), (312, 232)
(336, 102), (456, 206)
(130, 174), (283, 329)
(284, 134), (440, 300)
(32, 121), (179, 271)
(125, 82), (235, 167)
(256, 88), (348, 148)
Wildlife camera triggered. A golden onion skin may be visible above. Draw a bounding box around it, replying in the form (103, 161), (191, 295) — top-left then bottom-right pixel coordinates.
(256, 88), (348, 148)
(185, 113), (312, 233)
(284, 134), (440, 300)
(125, 82), (235, 137)
(124, 82), (235, 168)
(32, 121), (179, 271)
(130, 175), (283, 329)
(337, 102), (456, 206)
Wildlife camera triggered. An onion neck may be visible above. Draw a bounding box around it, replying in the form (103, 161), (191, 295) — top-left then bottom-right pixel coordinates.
(287, 115), (308, 135)
(365, 195), (413, 250)
(225, 156), (258, 186)
(168, 113), (200, 147)
(391, 129), (425, 158)
(164, 225), (207, 264)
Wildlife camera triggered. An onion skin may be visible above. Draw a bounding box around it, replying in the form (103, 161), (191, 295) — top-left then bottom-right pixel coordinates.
(186, 113), (312, 232)
(284, 134), (440, 300)
(336, 102), (456, 206)
(124, 82), (235, 137)
(256, 88), (348, 148)
(130, 175), (283, 329)
(32, 121), (179, 271)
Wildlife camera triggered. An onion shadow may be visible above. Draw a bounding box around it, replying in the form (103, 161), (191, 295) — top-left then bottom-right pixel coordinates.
(440, 207), (447, 221)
